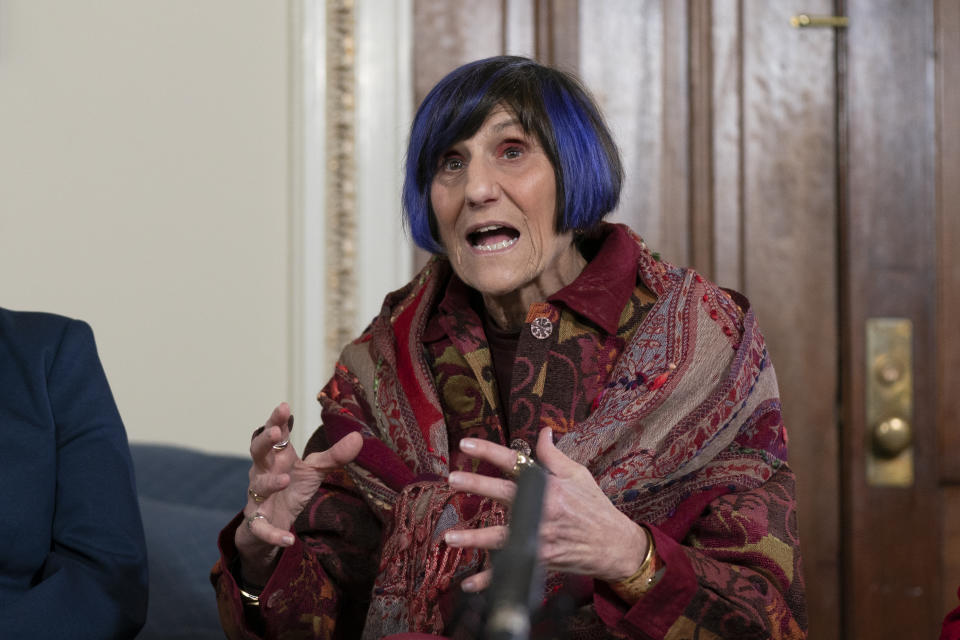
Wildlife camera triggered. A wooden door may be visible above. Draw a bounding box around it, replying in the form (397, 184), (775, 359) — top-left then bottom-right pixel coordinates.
(936, 0), (960, 628)
(841, 0), (936, 636)
(843, 1), (960, 638)
(409, 1), (959, 637)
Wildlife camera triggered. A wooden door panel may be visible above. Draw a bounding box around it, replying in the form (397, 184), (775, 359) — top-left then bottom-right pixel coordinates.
(709, 0), (744, 291)
(945, 488), (960, 618)
(937, 0), (960, 620)
(580, 0), (691, 265)
(412, 0), (504, 106)
(740, 2), (840, 638)
(843, 1), (941, 637)
(936, 0), (960, 485)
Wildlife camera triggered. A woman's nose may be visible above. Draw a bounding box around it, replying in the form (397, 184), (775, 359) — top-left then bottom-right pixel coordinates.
(464, 161), (500, 207)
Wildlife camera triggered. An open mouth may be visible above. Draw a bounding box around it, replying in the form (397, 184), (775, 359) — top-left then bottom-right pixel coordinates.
(467, 224), (520, 252)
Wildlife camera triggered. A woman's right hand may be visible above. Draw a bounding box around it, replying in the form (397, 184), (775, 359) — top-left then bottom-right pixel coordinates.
(235, 402), (363, 586)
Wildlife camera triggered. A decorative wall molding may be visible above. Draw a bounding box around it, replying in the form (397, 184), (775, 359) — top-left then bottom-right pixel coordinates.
(290, 0), (413, 447)
(324, 0), (358, 359)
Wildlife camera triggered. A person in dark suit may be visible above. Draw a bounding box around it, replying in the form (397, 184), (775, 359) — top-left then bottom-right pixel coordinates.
(0, 307), (148, 638)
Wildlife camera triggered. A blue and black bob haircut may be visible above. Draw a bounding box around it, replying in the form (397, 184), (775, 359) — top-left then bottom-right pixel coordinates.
(402, 56), (624, 253)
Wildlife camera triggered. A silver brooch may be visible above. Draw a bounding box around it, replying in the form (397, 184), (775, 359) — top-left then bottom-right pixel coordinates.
(530, 317), (553, 339)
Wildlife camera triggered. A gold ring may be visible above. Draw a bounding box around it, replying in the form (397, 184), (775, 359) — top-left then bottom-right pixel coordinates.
(248, 488), (266, 503)
(246, 512), (268, 532)
(510, 451), (539, 478)
(272, 439), (289, 450)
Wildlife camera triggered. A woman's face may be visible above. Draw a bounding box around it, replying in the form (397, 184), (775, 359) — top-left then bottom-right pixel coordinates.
(430, 106), (581, 300)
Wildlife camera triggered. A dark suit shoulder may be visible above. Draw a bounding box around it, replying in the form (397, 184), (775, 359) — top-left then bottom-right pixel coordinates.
(0, 307), (92, 358)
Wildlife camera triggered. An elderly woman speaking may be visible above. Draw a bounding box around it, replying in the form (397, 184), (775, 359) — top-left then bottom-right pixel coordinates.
(212, 57), (807, 639)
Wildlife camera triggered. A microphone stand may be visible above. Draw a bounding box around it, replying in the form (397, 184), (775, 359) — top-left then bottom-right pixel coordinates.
(482, 464), (547, 640)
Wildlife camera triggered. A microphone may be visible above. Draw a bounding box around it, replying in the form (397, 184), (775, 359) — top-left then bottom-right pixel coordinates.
(483, 464), (547, 640)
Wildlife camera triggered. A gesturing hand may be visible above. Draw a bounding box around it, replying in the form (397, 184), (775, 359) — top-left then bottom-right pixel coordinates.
(444, 427), (649, 593)
(235, 402), (363, 586)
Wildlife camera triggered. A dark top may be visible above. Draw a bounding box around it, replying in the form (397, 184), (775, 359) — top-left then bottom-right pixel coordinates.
(481, 312), (520, 431)
(0, 308), (148, 638)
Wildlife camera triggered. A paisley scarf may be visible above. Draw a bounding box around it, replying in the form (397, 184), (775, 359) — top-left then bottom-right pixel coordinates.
(314, 225), (783, 637)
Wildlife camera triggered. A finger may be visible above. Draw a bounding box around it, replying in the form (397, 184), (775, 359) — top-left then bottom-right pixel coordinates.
(249, 407), (292, 441)
(461, 568), (493, 593)
(244, 512), (296, 548)
(535, 427), (579, 477)
(250, 403), (293, 461)
(302, 431), (363, 471)
(248, 471), (291, 501)
(444, 525), (509, 551)
(264, 403), (294, 446)
(251, 425), (291, 467)
(448, 471), (516, 504)
(459, 437), (521, 475)
(268, 403), (294, 447)
(265, 402), (292, 432)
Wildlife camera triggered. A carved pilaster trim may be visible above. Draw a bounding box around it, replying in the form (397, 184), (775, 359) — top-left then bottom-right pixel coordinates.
(325, 0), (357, 357)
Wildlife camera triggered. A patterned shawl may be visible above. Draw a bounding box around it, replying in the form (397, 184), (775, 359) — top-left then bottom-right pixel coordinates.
(314, 226), (783, 637)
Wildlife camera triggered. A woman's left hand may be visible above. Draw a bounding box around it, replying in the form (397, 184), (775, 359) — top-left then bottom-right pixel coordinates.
(445, 427), (649, 592)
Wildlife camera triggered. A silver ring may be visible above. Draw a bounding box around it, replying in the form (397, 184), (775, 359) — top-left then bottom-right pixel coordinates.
(246, 512), (268, 532)
(272, 439), (289, 450)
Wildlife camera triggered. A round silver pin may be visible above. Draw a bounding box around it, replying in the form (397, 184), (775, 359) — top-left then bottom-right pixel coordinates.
(530, 317), (553, 339)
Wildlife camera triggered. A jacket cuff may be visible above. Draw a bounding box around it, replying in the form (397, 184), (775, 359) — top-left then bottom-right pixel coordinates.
(213, 511), (309, 638)
(593, 524), (697, 638)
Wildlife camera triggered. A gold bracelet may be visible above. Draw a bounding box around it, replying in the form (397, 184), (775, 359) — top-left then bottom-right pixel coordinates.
(610, 526), (657, 603)
(621, 527), (655, 584)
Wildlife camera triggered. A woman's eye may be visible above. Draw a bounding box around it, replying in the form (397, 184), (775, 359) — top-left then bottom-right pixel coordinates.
(502, 146), (523, 160)
(441, 157), (464, 172)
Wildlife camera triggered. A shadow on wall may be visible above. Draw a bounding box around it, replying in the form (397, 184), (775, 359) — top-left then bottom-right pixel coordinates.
(130, 444), (249, 640)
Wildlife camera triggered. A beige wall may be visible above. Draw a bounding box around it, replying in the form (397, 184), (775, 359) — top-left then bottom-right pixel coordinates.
(0, 2), (291, 456)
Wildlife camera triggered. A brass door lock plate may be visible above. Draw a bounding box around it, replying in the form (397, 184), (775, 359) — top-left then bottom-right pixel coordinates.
(866, 318), (913, 487)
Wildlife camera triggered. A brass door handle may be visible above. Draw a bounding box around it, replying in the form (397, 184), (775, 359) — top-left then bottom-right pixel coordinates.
(873, 417), (912, 458)
(790, 14), (849, 28)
